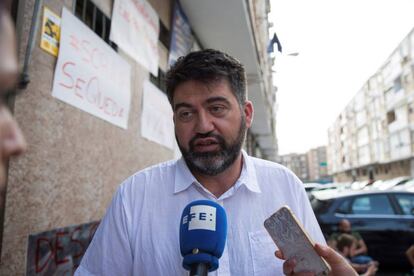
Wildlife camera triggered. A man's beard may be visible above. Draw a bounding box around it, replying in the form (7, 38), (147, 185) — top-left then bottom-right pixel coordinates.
(177, 116), (246, 176)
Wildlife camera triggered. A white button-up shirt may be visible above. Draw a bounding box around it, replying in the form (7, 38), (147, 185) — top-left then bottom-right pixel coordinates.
(76, 151), (325, 275)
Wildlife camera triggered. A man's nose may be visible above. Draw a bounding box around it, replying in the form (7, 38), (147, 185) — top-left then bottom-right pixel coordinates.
(0, 108), (27, 158)
(195, 111), (214, 134)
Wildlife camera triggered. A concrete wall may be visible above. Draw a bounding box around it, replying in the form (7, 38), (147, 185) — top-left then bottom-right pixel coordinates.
(1, 0), (173, 274)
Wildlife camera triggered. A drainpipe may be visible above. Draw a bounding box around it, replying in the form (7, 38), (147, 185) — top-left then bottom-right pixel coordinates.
(19, 0), (43, 89)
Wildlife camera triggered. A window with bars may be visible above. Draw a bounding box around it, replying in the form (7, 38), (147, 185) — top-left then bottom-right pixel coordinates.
(150, 69), (167, 93)
(73, 0), (171, 94)
(150, 20), (170, 94)
(159, 20), (170, 50)
(72, 0), (117, 50)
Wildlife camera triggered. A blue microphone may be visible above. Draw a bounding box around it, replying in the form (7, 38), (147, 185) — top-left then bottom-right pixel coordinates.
(179, 200), (227, 276)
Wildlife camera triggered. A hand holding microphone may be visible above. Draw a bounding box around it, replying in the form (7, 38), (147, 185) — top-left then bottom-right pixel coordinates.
(179, 200), (227, 276)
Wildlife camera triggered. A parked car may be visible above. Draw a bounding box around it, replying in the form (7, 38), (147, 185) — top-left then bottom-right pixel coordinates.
(311, 189), (414, 270)
(308, 182), (352, 201)
(393, 179), (414, 191)
(303, 183), (324, 193)
(351, 179), (372, 190)
(367, 176), (411, 191)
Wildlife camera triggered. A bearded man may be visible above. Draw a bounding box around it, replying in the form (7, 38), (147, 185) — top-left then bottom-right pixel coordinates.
(76, 49), (326, 275)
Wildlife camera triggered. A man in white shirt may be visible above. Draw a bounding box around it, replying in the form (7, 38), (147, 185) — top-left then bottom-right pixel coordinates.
(76, 49), (326, 275)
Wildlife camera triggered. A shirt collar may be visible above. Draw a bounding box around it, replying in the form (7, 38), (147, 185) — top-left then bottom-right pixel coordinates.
(239, 150), (261, 193)
(174, 157), (198, 194)
(173, 150), (261, 195)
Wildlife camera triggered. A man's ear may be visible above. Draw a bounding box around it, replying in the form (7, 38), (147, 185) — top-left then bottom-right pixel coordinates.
(244, 100), (254, 128)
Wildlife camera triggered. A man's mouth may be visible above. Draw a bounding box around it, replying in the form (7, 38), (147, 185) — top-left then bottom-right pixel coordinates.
(192, 138), (220, 152)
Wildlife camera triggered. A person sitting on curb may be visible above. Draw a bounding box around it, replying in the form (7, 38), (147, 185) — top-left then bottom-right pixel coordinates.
(336, 234), (378, 276)
(328, 219), (374, 265)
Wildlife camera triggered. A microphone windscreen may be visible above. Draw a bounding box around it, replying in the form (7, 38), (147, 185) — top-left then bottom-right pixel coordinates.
(179, 200), (227, 271)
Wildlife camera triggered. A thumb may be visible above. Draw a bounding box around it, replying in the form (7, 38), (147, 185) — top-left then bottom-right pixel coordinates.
(314, 243), (344, 265)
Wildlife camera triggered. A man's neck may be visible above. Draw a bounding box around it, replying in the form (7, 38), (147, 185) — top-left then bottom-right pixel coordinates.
(193, 153), (244, 198)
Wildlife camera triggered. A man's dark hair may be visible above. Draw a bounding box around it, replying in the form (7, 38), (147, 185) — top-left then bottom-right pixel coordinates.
(336, 233), (355, 252)
(166, 49), (247, 107)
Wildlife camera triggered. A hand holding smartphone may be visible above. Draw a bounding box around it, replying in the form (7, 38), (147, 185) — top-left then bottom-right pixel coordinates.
(264, 206), (331, 276)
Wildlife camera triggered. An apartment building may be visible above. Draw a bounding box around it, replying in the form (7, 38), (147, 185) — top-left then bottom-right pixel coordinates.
(276, 153), (310, 182)
(328, 27), (414, 182)
(1, 0), (278, 274)
(277, 146), (330, 183)
(307, 146), (331, 183)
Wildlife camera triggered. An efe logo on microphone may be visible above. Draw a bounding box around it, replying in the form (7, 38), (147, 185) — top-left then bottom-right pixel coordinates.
(182, 205), (216, 231)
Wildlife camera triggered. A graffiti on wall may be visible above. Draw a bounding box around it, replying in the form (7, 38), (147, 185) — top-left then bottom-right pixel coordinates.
(26, 221), (99, 275)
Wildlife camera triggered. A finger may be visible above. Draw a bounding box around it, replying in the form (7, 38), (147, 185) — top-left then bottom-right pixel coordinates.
(283, 258), (296, 275)
(275, 250), (285, 260)
(314, 243), (358, 276)
(314, 243), (344, 266)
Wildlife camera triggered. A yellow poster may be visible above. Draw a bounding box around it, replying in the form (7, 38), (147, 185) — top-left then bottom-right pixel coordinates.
(40, 7), (61, 56)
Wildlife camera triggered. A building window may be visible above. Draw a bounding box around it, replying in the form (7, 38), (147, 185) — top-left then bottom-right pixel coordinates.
(387, 110), (396, 124)
(401, 55), (410, 65)
(73, 0), (117, 50)
(394, 76), (402, 92)
(409, 103), (414, 114)
(150, 69), (167, 93)
(159, 20), (170, 50)
(403, 73), (410, 84)
(149, 19), (172, 93)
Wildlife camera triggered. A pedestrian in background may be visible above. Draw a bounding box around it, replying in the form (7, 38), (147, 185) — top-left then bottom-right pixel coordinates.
(328, 219), (375, 265)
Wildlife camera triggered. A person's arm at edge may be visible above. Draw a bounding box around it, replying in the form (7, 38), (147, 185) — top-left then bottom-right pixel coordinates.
(406, 245), (414, 267)
(275, 243), (358, 276)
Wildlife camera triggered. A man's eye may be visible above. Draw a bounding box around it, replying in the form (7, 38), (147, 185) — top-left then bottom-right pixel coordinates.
(210, 106), (226, 115)
(178, 111), (193, 121)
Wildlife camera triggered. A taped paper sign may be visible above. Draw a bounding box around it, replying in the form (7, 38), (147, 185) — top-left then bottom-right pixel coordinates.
(110, 0), (160, 76)
(52, 8), (131, 129)
(141, 80), (175, 149)
(40, 7), (61, 56)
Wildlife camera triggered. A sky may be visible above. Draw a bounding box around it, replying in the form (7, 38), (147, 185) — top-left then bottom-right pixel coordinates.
(269, 0), (414, 155)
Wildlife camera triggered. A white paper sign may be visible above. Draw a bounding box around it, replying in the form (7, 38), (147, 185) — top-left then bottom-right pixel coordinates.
(52, 8), (131, 129)
(110, 0), (159, 76)
(141, 80), (175, 149)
